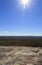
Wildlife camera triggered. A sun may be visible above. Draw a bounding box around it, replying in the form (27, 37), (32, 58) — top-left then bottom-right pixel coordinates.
(20, 0), (30, 9)
(18, 0), (32, 10)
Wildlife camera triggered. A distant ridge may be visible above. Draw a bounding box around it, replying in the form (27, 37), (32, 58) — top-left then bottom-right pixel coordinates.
(0, 36), (42, 47)
(0, 36), (42, 39)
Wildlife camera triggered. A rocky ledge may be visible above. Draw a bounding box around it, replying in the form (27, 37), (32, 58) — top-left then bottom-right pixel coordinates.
(0, 46), (42, 65)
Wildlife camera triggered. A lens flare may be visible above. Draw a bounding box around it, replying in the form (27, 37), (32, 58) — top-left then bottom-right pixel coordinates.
(20, 0), (31, 9)
(17, 0), (33, 10)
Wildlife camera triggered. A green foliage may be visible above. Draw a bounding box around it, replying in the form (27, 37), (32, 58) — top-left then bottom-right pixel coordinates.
(0, 37), (42, 47)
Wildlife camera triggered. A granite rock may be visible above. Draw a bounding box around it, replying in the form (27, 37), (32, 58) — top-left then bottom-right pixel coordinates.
(0, 46), (42, 65)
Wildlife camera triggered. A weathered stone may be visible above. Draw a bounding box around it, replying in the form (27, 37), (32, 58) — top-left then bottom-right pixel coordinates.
(0, 46), (42, 65)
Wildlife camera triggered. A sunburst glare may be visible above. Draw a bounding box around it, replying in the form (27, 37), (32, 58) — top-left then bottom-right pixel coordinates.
(17, 0), (34, 10)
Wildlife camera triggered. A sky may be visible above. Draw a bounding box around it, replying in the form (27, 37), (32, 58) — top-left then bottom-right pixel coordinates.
(0, 0), (42, 36)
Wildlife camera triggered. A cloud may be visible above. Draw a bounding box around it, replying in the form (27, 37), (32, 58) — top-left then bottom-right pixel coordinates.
(2, 31), (8, 34)
(0, 31), (9, 36)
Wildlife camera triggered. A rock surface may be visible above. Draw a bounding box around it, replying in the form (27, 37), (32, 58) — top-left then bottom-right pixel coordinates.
(0, 46), (42, 65)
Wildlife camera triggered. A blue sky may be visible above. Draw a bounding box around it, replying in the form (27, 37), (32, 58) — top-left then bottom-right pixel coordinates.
(0, 0), (42, 36)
